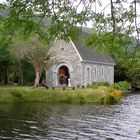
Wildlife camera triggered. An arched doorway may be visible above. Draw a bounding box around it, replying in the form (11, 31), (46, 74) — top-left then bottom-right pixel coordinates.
(58, 66), (70, 85)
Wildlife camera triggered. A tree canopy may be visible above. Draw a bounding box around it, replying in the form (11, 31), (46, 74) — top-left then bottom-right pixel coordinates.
(0, 0), (93, 42)
(1, 0), (140, 46)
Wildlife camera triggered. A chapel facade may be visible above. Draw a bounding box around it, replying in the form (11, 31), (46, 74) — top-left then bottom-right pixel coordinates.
(46, 32), (115, 87)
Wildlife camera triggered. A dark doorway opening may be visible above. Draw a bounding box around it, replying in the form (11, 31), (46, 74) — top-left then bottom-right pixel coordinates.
(58, 66), (70, 85)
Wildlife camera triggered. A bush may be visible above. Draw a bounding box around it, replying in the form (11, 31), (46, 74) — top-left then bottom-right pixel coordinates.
(88, 82), (110, 89)
(100, 95), (118, 105)
(94, 87), (122, 105)
(113, 81), (130, 90)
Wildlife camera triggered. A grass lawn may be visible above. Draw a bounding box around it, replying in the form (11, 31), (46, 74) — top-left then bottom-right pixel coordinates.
(0, 86), (122, 105)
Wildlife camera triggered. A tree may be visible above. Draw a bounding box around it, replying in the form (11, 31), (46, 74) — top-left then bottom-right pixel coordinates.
(25, 35), (51, 87)
(92, 0), (140, 51)
(11, 34), (52, 87)
(125, 47), (140, 85)
(1, 0), (93, 42)
(1, 0), (140, 45)
(1, 0), (140, 51)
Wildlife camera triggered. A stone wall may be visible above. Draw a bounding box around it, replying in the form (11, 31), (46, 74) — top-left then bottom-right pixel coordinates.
(46, 39), (83, 87)
(82, 61), (114, 85)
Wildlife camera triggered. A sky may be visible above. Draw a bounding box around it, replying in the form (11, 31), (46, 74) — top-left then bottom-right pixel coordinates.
(0, 0), (5, 3)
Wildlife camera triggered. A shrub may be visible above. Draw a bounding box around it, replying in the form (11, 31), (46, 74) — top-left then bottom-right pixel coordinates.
(103, 95), (118, 105)
(113, 81), (130, 90)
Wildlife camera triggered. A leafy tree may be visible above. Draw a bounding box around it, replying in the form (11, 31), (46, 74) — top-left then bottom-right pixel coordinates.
(1, 0), (140, 52)
(1, 0), (140, 48)
(11, 34), (52, 87)
(125, 48), (140, 84)
(0, 26), (35, 85)
(24, 35), (51, 87)
(92, 0), (139, 51)
(1, 0), (92, 42)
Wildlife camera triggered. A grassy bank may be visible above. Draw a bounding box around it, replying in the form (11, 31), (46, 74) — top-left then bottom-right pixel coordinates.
(0, 86), (122, 105)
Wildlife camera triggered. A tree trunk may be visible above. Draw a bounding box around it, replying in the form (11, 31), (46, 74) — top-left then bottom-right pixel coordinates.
(34, 69), (41, 87)
(45, 70), (48, 84)
(1, 65), (8, 85)
(19, 60), (23, 85)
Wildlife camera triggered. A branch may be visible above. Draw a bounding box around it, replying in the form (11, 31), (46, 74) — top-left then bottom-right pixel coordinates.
(110, 0), (116, 51)
(132, 0), (140, 61)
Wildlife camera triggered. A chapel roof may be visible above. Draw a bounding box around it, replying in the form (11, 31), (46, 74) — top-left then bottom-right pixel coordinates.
(73, 29), (116, 65)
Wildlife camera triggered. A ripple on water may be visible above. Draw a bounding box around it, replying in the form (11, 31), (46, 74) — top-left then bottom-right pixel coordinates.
(0, 93), (140, 139)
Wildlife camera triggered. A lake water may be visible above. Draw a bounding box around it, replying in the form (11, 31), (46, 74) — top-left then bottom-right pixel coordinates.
(0, 93), (140, 140)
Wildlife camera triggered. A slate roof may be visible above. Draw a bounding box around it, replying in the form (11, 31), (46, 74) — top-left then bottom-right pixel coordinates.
(73, 30), (116, 65)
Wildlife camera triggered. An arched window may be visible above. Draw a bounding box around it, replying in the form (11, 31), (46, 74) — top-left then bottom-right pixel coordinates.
(94, 66), (97, 80)
(108, 67), (110, 76)
(101, 67), (104, 76)
(86, 67), (90, 85)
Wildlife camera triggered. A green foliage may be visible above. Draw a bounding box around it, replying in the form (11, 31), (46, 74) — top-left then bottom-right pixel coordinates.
(114, 61), (129, 82)
(0, 32), (12, 84)
(85, 31), (133, 58)
(1, 0), (92, 41)
(126, 59), (140, 85)
(88, 82), (110, 89)
(20, 60), (35, 85)
(10, 33), (52, 86)
(113, 81), (130, 90)
(114, 57), (140, 85)
(99, 94), (118, 105)
(0, 33), (35, 85)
